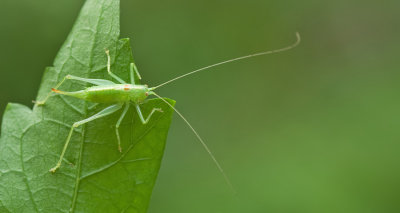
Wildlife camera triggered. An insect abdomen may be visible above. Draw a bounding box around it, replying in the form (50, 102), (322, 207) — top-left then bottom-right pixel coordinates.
(85, 85), (130, 103)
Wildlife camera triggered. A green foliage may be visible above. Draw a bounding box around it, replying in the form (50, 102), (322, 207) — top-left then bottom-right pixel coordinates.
(0, 0), (174, 212)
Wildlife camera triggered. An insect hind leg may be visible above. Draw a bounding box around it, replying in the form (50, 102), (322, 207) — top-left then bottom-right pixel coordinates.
(49, 103), (123, 173)
(33, 75), (70, 106)
(34, 75), (115, 106)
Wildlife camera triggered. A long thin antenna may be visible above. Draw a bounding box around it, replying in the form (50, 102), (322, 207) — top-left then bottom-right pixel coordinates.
(152, 92), (235, 193)
(153, 32), (300, 89)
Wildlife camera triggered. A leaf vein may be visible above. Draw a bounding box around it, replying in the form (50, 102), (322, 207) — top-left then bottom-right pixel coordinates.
(19, 131), (39, 212)
(80, 113), (164, 180)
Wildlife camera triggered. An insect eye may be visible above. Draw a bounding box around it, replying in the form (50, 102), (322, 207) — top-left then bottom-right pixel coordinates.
(145, 92), (149, 96)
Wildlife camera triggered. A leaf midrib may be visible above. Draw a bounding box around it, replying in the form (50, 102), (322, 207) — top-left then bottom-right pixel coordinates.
(70, 3), (105, 211)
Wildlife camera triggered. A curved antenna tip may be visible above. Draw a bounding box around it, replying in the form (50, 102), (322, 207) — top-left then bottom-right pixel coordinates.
(294, 32), (301, 47)
(154, 31), (301, 89)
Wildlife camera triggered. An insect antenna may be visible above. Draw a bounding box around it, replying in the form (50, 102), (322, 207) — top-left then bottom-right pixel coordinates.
(151, 92), (236, 193)
(153, 32), (300, 89)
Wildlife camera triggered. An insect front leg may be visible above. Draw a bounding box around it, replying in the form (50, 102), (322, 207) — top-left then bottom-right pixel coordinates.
(135, 104), (163, 124)
(49, 103), (123, 173)
(115, 102), (130, 152)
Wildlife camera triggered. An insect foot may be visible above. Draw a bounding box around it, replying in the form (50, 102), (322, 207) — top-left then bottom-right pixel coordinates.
(32, 100), (45, 106)
(49, 164), (60, 173)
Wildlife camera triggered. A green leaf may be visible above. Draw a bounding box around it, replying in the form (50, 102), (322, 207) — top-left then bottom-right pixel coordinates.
(0, 0), (175, 212)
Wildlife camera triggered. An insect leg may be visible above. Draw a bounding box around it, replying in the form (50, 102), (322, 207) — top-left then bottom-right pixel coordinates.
(130, 62), (141, 85)
(115, 102), (130, 152)
(135, 104), (163, 124)
(105, 49), (126, 84)
(33, 75), (70, 106)
(34, 75), (116, 106)
(66, 75), (116, 86)
(88, 103), (100, 111)
(49, 103), (123, 173)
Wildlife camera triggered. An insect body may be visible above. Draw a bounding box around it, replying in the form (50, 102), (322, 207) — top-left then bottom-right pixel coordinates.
(35, 33), (301, 189)
(52, 83), (152, 104)
(36, 50), (164, 173)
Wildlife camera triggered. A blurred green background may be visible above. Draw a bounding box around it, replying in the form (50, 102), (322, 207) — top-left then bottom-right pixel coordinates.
(1, 0), (400, 212)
